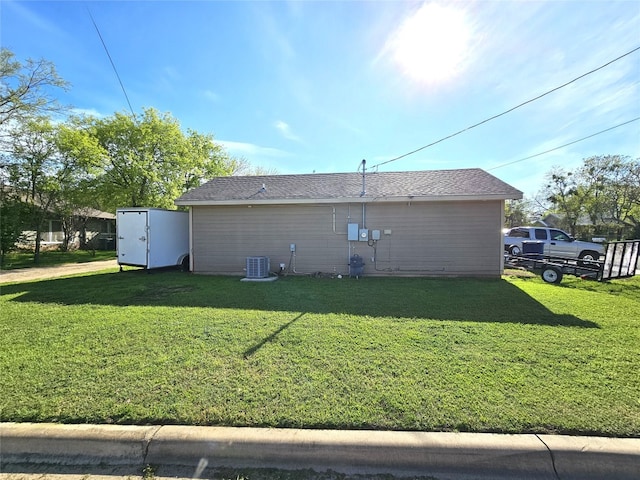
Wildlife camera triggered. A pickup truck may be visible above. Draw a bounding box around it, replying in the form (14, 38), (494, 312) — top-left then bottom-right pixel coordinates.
(504, 227), (605, 265)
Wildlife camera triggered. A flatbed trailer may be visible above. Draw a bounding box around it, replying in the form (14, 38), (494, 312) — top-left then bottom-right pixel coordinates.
(505, 239), (639, 284)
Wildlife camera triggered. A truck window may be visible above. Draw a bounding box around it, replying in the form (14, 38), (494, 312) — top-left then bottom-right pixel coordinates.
(534, 229), (548, 240)
(510, 228), (529, 238)
(550, 230), (571, 241)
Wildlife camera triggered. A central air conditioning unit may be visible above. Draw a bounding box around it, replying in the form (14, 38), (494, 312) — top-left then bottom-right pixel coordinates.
(246, 256), (270, 279)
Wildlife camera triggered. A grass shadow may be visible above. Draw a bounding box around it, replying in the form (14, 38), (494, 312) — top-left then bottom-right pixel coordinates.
(1, 270), (597, 327)
(244, 313), (306, 358)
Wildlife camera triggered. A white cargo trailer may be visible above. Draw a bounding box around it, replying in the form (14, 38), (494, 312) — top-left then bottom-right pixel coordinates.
(116, 208), (189, 271)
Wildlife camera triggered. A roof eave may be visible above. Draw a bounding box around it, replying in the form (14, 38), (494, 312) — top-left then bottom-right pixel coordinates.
(175, 192), (522, 207)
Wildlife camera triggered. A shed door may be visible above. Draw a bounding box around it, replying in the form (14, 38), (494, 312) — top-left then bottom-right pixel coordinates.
(117, 211), (148, 266)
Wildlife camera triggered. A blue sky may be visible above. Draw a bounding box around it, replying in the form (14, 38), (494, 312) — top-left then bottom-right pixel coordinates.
(2, 0), (639, 198)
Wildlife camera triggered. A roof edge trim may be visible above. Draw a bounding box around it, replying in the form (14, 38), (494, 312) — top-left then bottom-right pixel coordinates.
(175, 193), (522, 207)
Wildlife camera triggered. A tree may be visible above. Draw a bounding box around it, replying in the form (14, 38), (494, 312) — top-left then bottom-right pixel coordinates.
(183, 129), (239, 191)
(232, 158), (279, 176)
(4, 118), (60, 262)
(52, 120), (108, 249)
(540, 155), (640, 239)
(89, 108), (236, 210)
(0, 48), (69, 127)
(0, 49), (73, 257)
(541, 168), (585, 235)
(579, 155), (640, 239)
(504, 198), (536, 228)
(0, 184), (28, 264)
(2, 115), (101, 257)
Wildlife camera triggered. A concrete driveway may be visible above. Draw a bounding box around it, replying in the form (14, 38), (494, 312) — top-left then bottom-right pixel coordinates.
(0, 259), (118, 284)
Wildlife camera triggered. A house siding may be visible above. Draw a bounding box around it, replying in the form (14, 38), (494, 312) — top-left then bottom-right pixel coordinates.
(191, 200), (503, 277)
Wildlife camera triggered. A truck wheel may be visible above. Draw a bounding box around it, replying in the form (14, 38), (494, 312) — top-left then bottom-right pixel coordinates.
(578, 250), (599, 267)
(509, 245), (522, 256)
(541, 266), (563, 284)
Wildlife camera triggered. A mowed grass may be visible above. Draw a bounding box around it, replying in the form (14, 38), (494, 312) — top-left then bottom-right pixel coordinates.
(1, 269), (639, 437)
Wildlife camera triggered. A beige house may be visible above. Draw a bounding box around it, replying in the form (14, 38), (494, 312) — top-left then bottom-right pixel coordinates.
(175, 168), (523, 278)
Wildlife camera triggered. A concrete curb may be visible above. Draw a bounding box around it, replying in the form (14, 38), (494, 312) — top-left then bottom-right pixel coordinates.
(0, 423), (159, 466)
(2, 423), (639, 479)
(146, 426), (554, 478)
(537, 434), (640, 480)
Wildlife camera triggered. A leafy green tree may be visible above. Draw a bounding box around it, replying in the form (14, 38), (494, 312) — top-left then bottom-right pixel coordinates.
(504, 198), (536, 228)
(540, 156), (640, 239)
(541, 168), (585, 235)
(579, 155), (640, 239)
(4, 118), (60, 262)
(183, 129), (238, 190)
(89, 108), (236, 210)
(0, 49), (72, 258)
(2, 116), (100, 258)
(0, 48), (69, 127)
(53, 120), (108, 249)
(0, 185), (28, 264)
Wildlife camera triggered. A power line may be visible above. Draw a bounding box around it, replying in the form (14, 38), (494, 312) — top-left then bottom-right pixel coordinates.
(371, 45), (640, 170)
(86, 6), (136, 120)
(486, 117), (640, 171)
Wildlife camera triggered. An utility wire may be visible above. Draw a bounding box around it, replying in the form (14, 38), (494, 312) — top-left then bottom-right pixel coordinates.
(86, 6), (136, 120)
(371, 45), (640, 170)
(486, 117), (640, 171)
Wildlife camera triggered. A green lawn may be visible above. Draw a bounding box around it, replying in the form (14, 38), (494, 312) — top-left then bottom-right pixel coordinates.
(1, 269), (639, 437)
(1, 250), (116, 270)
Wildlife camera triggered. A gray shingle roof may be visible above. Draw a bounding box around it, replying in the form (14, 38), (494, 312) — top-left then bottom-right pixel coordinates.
(175, 168), (522, 205)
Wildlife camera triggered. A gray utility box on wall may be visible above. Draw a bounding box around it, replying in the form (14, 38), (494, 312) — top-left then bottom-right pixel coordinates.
(348, 223), (359, 241)
(116, 208), (189, 270)
(347, 223), (369, 242)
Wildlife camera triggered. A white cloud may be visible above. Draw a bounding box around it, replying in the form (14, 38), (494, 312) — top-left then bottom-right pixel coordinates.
(148, 66), (181, 94)
(5, 0), (66, 37)
(69, 107), (105, 118)
(47, 108), (105, 125)
(534, 58), (639, 121)
(162, 66), (181, 81)
(274, 120), (302, 142)
(202, 90), (220, 102)
(252, 3), (297, 62)
(218, 140), (291, 158)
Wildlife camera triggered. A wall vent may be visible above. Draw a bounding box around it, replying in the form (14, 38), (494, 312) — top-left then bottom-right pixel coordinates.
(246, 256), (270, 278)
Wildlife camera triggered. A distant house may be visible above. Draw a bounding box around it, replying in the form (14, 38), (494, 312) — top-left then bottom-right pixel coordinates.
(21, 207), (116, 250)
(1, 184), (116, 251)
(175, 168), (523, 278)
(533, 213), (596, 231)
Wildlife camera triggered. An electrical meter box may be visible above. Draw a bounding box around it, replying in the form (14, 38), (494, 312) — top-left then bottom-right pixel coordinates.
(359, 229), (369, 241)
(347, 223), (359, 241)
